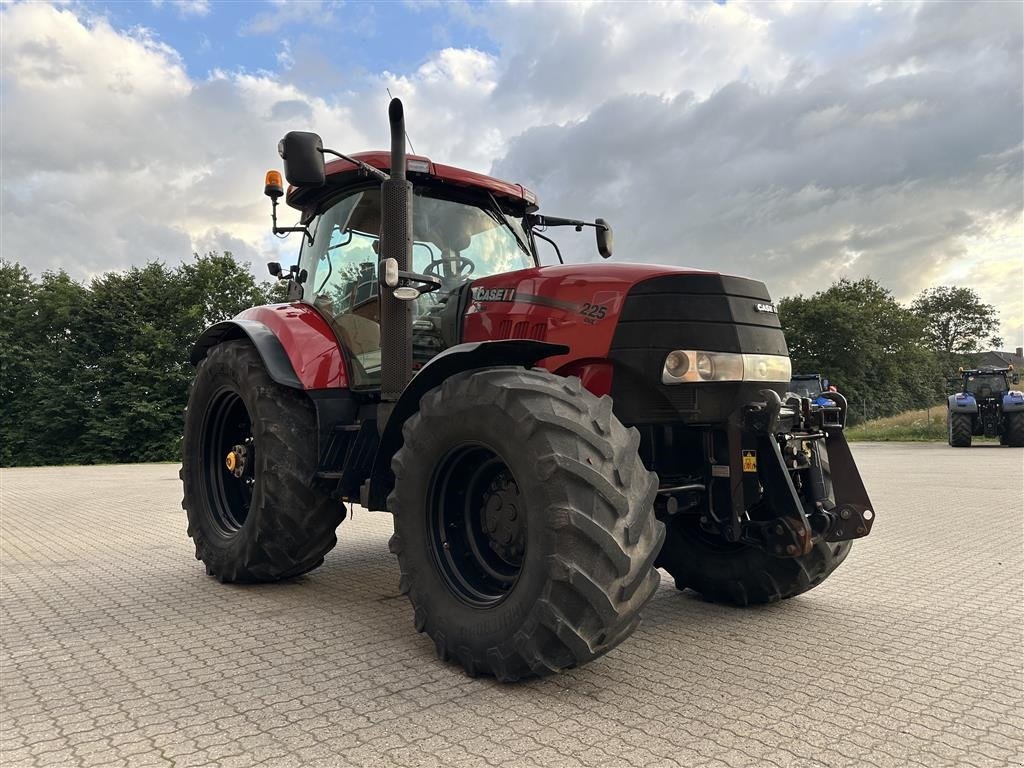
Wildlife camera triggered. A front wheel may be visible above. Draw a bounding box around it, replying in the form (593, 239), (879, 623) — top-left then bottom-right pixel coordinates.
(181, 340), (346, 582)
(656, 517), (852, 606)
(388, 368), (664, 681)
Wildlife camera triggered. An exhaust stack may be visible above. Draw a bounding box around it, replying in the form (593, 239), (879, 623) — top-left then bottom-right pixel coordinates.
(378, 98), (414, 417)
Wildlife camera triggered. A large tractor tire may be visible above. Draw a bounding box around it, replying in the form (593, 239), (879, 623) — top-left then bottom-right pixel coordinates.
(181, 340), (346, 582)
(1005, 412), (1024, 447)
(948, 412), (973, 447)
(656, 518), (852, 606)
(388, 368), (664, 681)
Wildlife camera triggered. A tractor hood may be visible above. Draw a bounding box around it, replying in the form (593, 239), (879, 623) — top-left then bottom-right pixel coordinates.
(462, 262), (788, 424)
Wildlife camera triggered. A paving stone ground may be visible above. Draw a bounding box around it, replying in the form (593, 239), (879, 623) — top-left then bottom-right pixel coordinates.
(1, 443), (1022, 768)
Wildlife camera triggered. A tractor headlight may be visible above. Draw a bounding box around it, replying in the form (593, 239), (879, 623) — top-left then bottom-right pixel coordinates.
(661, 351), (791, 384)
(663, 351), (690, 379)
(695, 352), (715, 380)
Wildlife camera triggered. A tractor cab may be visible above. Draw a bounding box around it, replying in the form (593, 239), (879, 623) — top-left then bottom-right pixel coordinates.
(296, 182), (535, 387)
(961, 370), (1011, 399)
(266, 148), (610, 391)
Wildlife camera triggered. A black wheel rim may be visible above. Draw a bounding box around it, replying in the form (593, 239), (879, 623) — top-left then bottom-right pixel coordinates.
(202, 387), (255, 536)
(427, 444), (526, 607)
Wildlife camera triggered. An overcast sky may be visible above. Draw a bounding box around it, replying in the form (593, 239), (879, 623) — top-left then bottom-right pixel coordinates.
(2, 0), (1022, 345)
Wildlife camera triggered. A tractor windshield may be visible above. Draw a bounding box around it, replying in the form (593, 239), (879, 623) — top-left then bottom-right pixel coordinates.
(298, 186), (535, 388)
(963, 374), (1008, 397)
(788, 377), (822, 398)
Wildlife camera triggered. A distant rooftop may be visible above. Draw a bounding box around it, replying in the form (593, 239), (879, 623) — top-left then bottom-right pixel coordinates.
(973, 348), (1024, 369)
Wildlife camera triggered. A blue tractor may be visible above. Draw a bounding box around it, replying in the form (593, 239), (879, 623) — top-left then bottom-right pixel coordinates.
(789, 373), (837, 406)
(947, 366), (1024, 447)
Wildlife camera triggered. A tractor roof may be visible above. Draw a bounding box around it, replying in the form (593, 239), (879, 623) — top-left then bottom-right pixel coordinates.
(286, 151), (539, 217)
(962, 366), (1013, 376)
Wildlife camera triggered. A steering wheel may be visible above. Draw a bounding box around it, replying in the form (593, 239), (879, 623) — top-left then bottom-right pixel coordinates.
(423, 256), (475, 279)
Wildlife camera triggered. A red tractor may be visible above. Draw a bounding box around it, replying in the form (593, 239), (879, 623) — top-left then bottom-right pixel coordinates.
(182, 100), (874, 681)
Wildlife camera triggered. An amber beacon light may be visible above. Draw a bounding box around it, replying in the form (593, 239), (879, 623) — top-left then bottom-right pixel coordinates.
(264, 170), (284, 199)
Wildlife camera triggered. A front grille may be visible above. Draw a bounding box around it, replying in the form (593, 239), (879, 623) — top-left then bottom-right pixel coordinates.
(609, 274), (787, 424)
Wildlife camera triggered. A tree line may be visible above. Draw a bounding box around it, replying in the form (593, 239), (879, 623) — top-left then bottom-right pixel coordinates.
(780, 279), (1001, 423)
(0, 253), (1002, 467)
(0, 254), (283, 467)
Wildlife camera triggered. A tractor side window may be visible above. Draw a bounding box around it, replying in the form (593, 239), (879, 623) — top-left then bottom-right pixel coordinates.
(300, 189), (383, 389)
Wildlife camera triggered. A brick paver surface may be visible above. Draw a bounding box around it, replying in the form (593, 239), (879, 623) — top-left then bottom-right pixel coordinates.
(1, 443), (1022, 767)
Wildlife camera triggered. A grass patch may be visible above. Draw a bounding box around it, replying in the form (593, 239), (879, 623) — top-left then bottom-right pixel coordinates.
(846, 405), (952, 442)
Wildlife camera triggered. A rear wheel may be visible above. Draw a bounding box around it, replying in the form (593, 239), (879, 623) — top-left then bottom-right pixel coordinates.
(181, 340), (346, 582)
(388, 368), (664, 681)
(1005, 412), (1024, 447)
(656, 518), (851, 606)
(948, 412), (973, 447)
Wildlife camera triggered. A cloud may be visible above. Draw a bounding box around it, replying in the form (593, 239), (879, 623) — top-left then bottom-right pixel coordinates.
(172, 0), (210, 18)
(276, 39), (294, 69)
(1, 0), (1021, 346)
(0, 3), (364, 278)
(240, 0), (338, 36)
(151, 0), (211, 18)
(487, 1), (1024, 344)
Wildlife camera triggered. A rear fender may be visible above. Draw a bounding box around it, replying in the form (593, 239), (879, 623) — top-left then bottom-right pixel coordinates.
(1002, 392), (1024, 413)
(947, 393), (978, 413)
(365, 339), (569, 511)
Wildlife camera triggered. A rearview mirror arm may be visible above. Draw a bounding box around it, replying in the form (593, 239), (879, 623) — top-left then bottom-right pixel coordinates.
(319, 148), (390, 182)
(527, 214), (609, 233)
(270, 197), (314, 245)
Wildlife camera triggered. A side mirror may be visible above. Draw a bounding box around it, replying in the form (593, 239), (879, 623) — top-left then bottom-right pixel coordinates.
(595, 218), (613, 259)
(267, 262), (282, 277)
(1013, 373), (1020, 385)
(278, 131), (325, 187)
(822, 378), (829, 390)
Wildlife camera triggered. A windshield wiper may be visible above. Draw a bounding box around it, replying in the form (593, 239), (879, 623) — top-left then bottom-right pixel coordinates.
(485, 192), (533, 259)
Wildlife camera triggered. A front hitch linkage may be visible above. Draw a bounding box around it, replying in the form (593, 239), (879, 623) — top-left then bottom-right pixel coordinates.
(725, 390), (875, 557)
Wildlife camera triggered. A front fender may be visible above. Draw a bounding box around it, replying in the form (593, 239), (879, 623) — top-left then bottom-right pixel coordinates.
(365, 339), (569, 511)
(948, 393), (978, 413)
(190, 303), (348, 390)
(190, 319), (303, 389)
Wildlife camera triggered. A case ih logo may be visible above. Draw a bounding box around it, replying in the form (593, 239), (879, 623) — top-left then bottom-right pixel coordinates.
(472, 287), (515, 302)
(754, 303), (778, 314)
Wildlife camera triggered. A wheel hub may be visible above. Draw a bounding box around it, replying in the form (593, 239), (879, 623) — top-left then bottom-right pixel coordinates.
(225, 441), (251, 479)
(481, 474), (525, 562)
